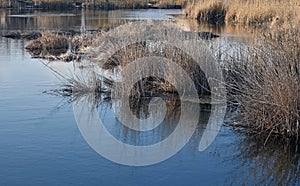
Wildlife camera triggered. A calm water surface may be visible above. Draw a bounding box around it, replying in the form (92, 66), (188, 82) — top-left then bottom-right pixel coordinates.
(0, 9), (299, 185)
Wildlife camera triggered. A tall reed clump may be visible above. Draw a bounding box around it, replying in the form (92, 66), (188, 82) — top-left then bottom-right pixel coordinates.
(156, 0), (187, 8)
(185, 0), (226, 24)
(102, 41), (210, 98)
(88, 22), (212, 99)
(225, 25), (300, 138)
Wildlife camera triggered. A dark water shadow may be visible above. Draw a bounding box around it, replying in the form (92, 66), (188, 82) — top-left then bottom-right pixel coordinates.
(72, 90), (212, 148)
(224, 131), (300, 185)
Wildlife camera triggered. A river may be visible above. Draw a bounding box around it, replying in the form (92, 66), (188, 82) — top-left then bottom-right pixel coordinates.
(0, 8), (299, 185)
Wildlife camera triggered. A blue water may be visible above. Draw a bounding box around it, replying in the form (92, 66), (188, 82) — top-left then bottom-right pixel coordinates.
(0, 38), (236, 185)
(0, 9), (299, 186)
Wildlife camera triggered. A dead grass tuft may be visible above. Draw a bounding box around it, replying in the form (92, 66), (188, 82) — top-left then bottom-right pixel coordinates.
(26, 32), (68, 56)
(226, 25), (300, 138)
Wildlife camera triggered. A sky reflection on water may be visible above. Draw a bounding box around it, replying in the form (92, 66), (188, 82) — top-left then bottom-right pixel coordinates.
(0, 9), (299, 185)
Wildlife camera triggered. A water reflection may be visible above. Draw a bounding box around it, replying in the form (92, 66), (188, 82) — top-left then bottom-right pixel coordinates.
(0, 8), (260, 38)
(0, 9), (182, 33)
(110, 97), (212, 146)
(226, 132), (300, 185)
(73, 88), (213, 166)
(0, 9), (122, 32)
(174, 17), (265, 35)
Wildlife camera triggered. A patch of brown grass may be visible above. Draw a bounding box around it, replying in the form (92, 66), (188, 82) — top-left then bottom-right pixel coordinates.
(156, 0), (188, 7)
(101, 41), (211, 97)
(185, 0), (226, 24)
(26, 32), (69, 56)
(185, 0), (300, 26)
(86, 22), (214, 99)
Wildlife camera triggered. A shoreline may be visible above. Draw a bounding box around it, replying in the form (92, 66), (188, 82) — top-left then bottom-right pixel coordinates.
(2, 0), (298, 27)
(0, 1), (182, 11)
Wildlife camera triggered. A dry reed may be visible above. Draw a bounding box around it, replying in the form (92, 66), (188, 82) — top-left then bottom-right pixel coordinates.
(225, 25), (300, 138)
(25, 32), (98, 61)
(185, 0), (300, 26)
(87, 22), (213, 99)
(26, 32), (69, 56)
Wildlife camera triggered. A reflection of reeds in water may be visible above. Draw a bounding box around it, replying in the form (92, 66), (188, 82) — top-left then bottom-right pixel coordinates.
(111, 97), (181, 145)
(56, 64), (212, 147)
(227, 133), (300, 185)
(103, 95), (211, 146)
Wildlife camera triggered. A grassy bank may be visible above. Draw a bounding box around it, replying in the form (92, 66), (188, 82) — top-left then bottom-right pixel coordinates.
(184, 0), (300, 26)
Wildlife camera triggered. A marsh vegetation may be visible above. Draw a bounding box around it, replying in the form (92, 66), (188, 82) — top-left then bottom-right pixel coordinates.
(1, 0), (299, 145)
(30, 20), (299, 142)
(225, 25), (300, 139)
(184, 0), (300, 26)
